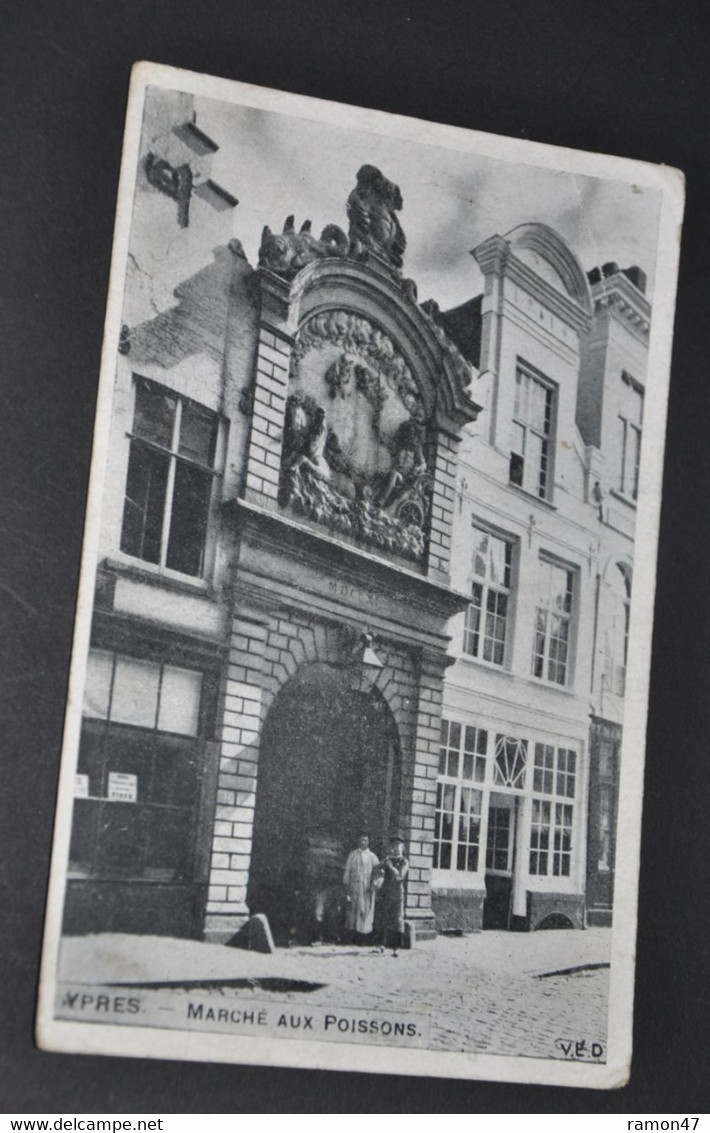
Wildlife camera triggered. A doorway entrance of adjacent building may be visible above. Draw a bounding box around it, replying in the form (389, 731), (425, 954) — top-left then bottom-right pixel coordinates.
(483, 791), (520, 929)
(247, 662), (401, 945)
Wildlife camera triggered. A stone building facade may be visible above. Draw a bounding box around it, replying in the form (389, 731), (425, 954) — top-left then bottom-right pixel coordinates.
(62, 94), (648, 942)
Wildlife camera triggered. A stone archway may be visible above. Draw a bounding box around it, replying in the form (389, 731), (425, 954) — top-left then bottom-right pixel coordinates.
(246, 661), (401, 945)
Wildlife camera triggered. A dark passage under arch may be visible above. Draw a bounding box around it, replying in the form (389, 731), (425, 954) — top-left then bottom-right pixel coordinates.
(247, 662), (401, 945)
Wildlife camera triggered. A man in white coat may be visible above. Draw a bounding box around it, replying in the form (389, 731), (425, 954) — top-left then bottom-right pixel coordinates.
(342, 835), (380, 945)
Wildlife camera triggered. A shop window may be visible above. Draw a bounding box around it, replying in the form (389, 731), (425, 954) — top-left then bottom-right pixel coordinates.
(463, 525), (513, 666)
(618, 372), (644, 501)
(433, 720), (486, 871)
(493, 734), (527, 789)
(70, 649), (205, 882)
(532, 557), (575, 686)
(510, 363), (555, 499)
(120, 377), (220, 577)
(529, 743), (577, 877)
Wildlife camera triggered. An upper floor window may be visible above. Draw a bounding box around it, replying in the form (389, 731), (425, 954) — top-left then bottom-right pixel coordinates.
(532, 557), (575, 686)
(510, 363), (555, 499)
(433, 720), (487, 872)
(120, 377), (220, 577)
(618, 372), (644, 501)
(607, 563), (632, 696)
(463, 526), (513, 666)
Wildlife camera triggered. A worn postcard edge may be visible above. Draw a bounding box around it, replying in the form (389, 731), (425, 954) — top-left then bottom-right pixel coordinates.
(35, 60), (685, 1090)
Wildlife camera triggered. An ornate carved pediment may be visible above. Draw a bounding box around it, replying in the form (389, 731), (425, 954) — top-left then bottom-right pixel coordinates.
(279, 310), (433, 563)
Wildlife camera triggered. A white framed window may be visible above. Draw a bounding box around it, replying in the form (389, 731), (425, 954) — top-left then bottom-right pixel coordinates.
(120, 376), (222, 578)
(433, 720), (487, 872)
(618, 372), (644, 501)
(510, 362), (556, 499)
(532, 556), (575, 686)
(529, 743), (577, 877)
(463, 525), (513, 666)
(493, 734), (528, 789)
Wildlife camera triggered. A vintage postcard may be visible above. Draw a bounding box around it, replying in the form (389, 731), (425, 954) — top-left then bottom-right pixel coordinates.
(36, 62), (683, 1087)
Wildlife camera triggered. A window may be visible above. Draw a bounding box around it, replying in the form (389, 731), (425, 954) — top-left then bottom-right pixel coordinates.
(70, 649), (206, 881)
(493, 734), (528, 789)
(532, 557), (575, 685)
(607, 563), (631, 696)
(529, 743), (577, 877)
(463, 526), (513, 665)
(510, 364), (555, 499)
(433, 720), (487, 872)
(618, 372), (644, 500)
(121, 377), (220, 577)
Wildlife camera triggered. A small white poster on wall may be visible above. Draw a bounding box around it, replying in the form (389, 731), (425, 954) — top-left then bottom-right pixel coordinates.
(74, 774), (89, 798)
(107, 772), (137, 803)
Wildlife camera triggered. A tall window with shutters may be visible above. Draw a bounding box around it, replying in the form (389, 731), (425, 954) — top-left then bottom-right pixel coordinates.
(121, 377), (222, 578)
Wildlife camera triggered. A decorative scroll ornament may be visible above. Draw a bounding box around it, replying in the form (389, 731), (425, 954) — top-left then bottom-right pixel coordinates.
(347, 165), (406, 271)
(258, 215), (349, 280)
(292, 310), (425, 422)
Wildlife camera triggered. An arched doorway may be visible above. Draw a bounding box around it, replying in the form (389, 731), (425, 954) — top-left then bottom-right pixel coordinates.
(247, 662), (401, 945)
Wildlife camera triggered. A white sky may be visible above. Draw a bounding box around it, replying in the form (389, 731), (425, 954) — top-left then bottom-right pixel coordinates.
(197, 96), (662, 312)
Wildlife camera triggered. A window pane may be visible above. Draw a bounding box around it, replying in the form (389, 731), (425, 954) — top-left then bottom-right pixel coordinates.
(158, 666), (202, 736)
(110, 657), (160, 728)
(120, 443), (169, 564)
(179, 403), (217, 466)
(83, 650), (113, 719)
(166, 462), (212, 576)
(133, 382), (176, 448)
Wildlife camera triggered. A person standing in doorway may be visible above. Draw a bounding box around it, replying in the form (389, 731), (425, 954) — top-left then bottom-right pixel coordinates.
(380, 835), (409, 956)
(342, 835), (380, 945)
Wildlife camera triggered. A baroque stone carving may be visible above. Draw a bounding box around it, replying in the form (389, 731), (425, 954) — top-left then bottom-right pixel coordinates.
(280, 312), (434, 564)
(258, 215), (349, 280)
(292, 310), (425, 422)
(419, 299), (476, 394)
(324, 353), (387, 424)
(347, 165), (406, 270)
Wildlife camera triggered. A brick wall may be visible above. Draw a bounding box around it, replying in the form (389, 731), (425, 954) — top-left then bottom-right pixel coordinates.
(243, 326), (291, 505)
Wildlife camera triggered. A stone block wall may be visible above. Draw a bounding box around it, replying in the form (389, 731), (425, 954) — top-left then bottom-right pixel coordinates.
(428, 431), (457, 580)
(203, 600), (448, 942)
(243, 326), (291, 505)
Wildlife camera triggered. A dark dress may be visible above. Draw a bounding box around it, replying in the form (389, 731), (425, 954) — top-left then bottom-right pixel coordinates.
(380, 854), (409, 948)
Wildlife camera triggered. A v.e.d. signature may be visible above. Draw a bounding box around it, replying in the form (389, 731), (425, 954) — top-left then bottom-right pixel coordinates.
(555, 1037), (604, 1060)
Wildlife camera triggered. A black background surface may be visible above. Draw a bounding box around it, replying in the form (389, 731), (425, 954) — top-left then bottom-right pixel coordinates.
(1, 0), (708, 1113)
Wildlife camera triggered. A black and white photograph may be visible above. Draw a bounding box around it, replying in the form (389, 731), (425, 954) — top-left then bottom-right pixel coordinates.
(33, 63), (683, 1089)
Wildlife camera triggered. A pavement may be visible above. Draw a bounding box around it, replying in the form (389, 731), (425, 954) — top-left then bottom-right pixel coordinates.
(57, 927), (611, 1059)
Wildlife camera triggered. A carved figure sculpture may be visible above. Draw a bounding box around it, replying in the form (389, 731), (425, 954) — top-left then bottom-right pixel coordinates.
(259, 216), (349, 280)
(347, 165), (407, 270)
(378, 419), (428, 508)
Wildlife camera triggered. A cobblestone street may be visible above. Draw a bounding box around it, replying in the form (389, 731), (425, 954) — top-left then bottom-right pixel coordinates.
(59, 928), (611, 1062)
